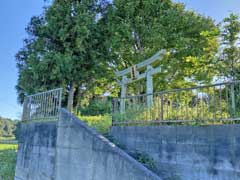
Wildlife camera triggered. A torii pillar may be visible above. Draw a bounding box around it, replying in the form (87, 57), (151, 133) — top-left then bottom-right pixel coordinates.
(146, 65), (153, 107)
(120, 76), (127, 113)
(116, 50), (166, 112)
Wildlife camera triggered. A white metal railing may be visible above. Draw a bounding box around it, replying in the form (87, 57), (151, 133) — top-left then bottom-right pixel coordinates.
(22, 88), (62, 121)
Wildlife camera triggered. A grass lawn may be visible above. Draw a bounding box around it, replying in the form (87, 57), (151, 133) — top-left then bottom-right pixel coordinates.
(0, 144), (18, 180)
(78, 114), (112, 134)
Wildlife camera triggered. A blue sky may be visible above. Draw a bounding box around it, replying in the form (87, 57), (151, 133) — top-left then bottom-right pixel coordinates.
(0, 0), (239, 120)
(174, 0), (240, 23)
(0, 1), (46, 119)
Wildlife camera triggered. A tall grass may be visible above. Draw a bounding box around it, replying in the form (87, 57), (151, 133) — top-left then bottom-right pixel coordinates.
(112, 100), (233, 125)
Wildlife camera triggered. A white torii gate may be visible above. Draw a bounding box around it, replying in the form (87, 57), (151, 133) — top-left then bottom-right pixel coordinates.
(116, 50), (167, 112)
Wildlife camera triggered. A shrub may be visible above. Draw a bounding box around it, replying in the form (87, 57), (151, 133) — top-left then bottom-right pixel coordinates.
(79, 97), (112, 116)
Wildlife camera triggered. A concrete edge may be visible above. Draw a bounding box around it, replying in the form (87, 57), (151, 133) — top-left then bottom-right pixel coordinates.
(60, 108), (161, 180)
(14, 176), (24, 180)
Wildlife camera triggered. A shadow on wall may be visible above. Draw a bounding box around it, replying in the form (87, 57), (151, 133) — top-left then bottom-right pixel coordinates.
(15, 109), (161, 180)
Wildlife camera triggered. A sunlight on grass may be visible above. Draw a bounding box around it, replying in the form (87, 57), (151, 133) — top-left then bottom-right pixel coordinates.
(78, 114), (112, 134)
(0, 144), (18, 151)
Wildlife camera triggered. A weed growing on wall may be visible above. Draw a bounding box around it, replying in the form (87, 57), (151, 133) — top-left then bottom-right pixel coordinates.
(129, 151), (157, 172)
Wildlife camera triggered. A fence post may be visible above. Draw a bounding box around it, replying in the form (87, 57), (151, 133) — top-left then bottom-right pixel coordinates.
(29, 96), (32, 121)
(112, 98), (118, 125)
(231, 83), (236, 117)
(58, 89), (63, 120)
(159, 94), (164, 120)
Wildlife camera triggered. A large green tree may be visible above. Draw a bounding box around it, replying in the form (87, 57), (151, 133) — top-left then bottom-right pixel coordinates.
(220, 13), (240, 80)
(17, 0), (221, 113)
(16, 0), (110, 111)
(105, 0), (219, 94)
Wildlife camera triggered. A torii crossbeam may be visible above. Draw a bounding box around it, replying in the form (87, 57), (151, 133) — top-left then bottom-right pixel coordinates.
(116, 50), (167, 112)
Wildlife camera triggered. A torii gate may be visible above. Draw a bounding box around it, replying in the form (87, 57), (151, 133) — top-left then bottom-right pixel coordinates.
(116, 50), (167, 112)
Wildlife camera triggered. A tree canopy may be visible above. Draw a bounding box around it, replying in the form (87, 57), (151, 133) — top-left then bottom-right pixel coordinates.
(16, 0), (110, 111)
(16, 0), (239, 112)
(219, 13), (240, 80)
(105, 0), (219, 92)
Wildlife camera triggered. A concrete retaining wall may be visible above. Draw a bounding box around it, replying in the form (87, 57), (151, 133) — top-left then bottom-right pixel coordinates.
(110, 125), (240, 180)
(15, 109), (161, 180)
(15, 122), (57, 180)
(55, 109), (161, 180)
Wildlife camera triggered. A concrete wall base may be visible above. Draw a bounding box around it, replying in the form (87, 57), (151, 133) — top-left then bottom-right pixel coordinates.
(110, 125), (240, 180)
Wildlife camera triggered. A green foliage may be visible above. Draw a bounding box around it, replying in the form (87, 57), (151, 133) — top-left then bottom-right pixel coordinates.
(13, 122), (21, 141)
(0, 144), (17, 180)
(113, 102), (230, 124)
(16, 0), (112, 111)
(16, 0), (220, 113)
(113, 84), (240, 125)
(0, 144), (17, 151)
(79, 97), (112, 116)
(78, 114), (112, 134)
(105, 134), (157, 172)
(105, 0), (219, 93)
(220, 13), (240, 80)
(0, 117), (17, 139)
(129, 151), (157, 172)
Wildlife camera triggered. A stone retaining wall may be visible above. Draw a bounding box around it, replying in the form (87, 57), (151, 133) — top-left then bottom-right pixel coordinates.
(15, 109), (161, 180)
(110, 125), (240, 180)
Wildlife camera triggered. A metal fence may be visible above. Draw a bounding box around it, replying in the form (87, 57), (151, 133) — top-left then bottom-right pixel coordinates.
(112, 81), (240, 125)
(22, 88), (62, 121)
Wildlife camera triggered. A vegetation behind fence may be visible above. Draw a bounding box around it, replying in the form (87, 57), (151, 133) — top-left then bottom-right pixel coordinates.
(112, 81), (240, 125)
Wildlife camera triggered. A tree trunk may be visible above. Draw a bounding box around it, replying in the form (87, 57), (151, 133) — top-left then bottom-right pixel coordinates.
(75, 87), (84, 115)
(67, 82), (76, 112)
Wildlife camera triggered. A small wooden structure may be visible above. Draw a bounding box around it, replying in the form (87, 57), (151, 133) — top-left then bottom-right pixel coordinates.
(116, 50), (166, 112)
